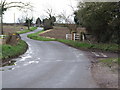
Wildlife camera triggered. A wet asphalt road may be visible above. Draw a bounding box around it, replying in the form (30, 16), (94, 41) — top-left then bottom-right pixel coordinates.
(2, 28), (99, 88)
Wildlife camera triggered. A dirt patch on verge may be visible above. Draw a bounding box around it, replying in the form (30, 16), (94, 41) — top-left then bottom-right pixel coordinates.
(91, 62), (118, 88)
(84, 51), (118, 88)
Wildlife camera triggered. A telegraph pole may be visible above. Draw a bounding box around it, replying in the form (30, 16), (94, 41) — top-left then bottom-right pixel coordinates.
(14, 13), (16, 33)
(0, 0), (3, 35)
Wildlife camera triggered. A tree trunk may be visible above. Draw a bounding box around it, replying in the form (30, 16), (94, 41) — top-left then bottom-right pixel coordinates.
(0, 13), (3, 35)
(28, 19), (30, 30)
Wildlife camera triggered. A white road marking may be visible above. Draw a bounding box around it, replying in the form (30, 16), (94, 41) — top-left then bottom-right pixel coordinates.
(9, 65), (21, 70)
(101, 53), (107, 57)
(79, 54), (84, 56)
(11, 68), (15, 70)
(23, 61), (39, 66)
(15, 66), (20, 68)
(38, 58), (41, 60)
(20, 55), (32, 61)
(92, 52), (100, 57)
(23, 63), (30, 66)
(76, 55), (80, 58)
(56, 60), (63, 62)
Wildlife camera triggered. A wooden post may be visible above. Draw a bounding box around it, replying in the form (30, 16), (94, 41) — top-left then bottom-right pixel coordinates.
(74, 33), (76, 41)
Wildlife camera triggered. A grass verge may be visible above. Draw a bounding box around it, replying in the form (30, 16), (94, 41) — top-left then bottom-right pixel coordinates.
(99, 58), (119, 70)
(27, 31), (119, 52)
(27, 31), (56, 41)
(1, 40), (28, 60)
(17, 27), (37, 34)
(100, 58), (119, 65)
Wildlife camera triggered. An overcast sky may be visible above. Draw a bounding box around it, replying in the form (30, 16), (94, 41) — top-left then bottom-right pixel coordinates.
(3, 0), (119, 23)
(3, 0), (79, 23)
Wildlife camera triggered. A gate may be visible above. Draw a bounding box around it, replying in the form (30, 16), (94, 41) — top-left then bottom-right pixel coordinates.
(66, 33), (85, 41)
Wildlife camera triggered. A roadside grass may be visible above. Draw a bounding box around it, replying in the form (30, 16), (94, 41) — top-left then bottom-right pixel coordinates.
(27, 31), (56, 41)
(17, 27), (37, 34)
(27, 31), (119, 52)
(99, 58), (119, 68)
(91, 43), (118, 51)
(1, 40), (28, 60)
(100, 58), (119, 64)
(57, 39), (92, 48)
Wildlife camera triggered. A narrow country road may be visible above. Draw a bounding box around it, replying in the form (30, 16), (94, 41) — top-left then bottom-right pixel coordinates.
(2, 28), (99, 88)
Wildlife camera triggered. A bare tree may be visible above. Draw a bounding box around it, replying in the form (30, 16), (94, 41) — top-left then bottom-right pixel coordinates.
(0, 0), (33, 34)
(57, 10), (77, 34)
(57, 10), (73, 24)
(45, 8), (53, 18)
(17, 16), (25, 25)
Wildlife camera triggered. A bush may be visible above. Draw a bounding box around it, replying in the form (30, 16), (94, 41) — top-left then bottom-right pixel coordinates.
(43, 19), (53, 30)
(75, 2), (119, 43)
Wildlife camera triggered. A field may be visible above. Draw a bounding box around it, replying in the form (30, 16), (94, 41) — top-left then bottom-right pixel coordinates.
(40, 27), (70, 39)
(3, 25), (28, 34)
(40, 26), (86, 39)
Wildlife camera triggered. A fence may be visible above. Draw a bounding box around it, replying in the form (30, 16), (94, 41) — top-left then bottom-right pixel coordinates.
(66, 33), (85, 41)
(74, 33), (80, 41)
(66, 34), (72, 40)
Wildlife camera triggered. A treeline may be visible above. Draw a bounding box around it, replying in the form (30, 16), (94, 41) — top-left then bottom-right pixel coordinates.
(24, 16), (56, 31)
(74, 2), (120, 43)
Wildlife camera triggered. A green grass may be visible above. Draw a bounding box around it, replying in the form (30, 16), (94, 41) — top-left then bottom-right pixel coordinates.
(17, 27), (37, 34)
(0, 40), (28, 60)
(99, 58), (119, 67)
(57, 39), (93, 48)
(100, 58), (119, 63)
(27, 31), (119, 52)
(27, 31), (56, 41)
(91, 43), (118, 51)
